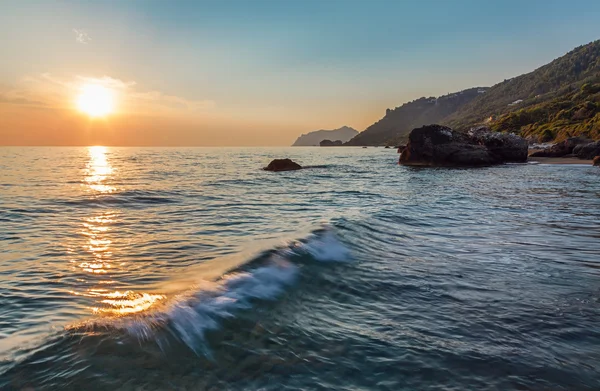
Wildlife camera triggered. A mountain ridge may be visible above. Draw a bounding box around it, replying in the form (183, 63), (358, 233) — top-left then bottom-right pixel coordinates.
(344, 87), (487, 146)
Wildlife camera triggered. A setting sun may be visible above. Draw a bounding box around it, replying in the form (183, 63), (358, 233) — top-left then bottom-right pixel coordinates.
(76, 84), (115, 117)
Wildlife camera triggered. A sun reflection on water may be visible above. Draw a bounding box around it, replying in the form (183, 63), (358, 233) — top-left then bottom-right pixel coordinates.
(85, 146), (115, 193)
(76, 212), (117, 274)
(70, 289), (166, 315)
(93, 291), (166, 315)
(65, 147), (166, 316)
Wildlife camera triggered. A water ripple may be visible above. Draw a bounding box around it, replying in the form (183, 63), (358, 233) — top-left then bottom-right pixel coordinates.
(1, 147), (599, 390)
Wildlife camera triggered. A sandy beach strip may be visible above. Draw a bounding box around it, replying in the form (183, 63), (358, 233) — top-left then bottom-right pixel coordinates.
(528, 157), (594, 165)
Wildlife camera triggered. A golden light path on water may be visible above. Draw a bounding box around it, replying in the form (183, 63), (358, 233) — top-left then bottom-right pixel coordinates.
(85, 146), (115, 194)
(68, 146), (166, 316)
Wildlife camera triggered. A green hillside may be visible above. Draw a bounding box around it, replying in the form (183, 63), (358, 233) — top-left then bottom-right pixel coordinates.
(345, 40), (600, 145)
(491, 82), (600, 141)
(446, 40), (600, 140)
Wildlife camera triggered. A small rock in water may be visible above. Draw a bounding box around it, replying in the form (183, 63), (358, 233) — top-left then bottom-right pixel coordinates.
(593, 156), (600, 166)
(264, 158), (302, 171)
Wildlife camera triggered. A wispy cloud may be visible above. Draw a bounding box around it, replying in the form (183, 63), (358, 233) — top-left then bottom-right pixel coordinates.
(1, 74), (216, 114)
(0, 93), (47, 107)
(132, 90), (216, 111)
(73, 29), (91, 44)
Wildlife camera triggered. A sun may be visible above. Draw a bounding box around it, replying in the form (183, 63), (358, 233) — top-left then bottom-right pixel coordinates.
(76, 84), (115, 117)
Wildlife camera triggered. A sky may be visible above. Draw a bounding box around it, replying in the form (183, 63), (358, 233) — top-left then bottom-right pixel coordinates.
(0, 0), (599, 146)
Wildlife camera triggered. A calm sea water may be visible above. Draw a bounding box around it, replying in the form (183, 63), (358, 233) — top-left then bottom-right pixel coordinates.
(1, 146), (600, 390)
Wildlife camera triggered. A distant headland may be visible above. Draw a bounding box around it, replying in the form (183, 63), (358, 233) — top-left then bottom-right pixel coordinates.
(291, 126), (358, 146)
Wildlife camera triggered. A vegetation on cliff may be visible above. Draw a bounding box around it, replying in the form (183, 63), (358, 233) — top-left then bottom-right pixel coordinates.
(342, 40), (600, 145)
(490, 82), (600, 141)
(447, 40), (600, 141)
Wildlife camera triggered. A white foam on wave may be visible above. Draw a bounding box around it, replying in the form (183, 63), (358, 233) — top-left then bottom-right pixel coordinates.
(87, 227), (350, 355)
(126, 257), (298, 356)
(297, 229), (351, 262)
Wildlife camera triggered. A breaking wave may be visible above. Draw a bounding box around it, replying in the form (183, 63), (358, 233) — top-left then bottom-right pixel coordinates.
(59, 228), (352, 359)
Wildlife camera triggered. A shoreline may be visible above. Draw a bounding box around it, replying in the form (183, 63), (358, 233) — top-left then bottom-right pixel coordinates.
(528, 157), (594, 165)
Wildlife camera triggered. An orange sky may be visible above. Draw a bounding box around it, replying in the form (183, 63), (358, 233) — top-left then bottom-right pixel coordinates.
(1, 1), (598, 146)
(0, 103), (332, 146)
(0, 74), (383, 146)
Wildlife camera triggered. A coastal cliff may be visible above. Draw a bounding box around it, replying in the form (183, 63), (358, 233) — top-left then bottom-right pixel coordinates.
(344, 88), (487, 146)
(340, 40), (600, 146)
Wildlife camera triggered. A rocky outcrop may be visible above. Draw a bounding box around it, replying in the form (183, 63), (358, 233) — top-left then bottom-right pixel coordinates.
(320, 139), (343, 147)
(468, 126), (529, 163)
(574, 141), (600, 160)
(529, 137), (591, 157)
(593, 156), (600, 166)
(264, 159), (302, 172)
(399, 125), (528, 167)
(528, 138), (600, 160)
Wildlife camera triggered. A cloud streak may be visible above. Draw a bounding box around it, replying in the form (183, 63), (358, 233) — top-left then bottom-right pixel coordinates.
(1, 74), (216, 115)
(73, 29), (91, 44)
(0, 94), (47, 107)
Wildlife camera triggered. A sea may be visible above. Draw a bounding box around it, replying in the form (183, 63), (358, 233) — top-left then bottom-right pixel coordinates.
(1, 146), (599, 390)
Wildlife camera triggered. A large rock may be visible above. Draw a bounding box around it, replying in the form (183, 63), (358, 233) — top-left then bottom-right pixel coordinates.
(469, 126), (529, 163)
(529, 137), (590, 157)
(574, 141), (600, 160)
(264, 159), (302, 172)
(593, 156), (600, 166)
(399, 125), (528, 167)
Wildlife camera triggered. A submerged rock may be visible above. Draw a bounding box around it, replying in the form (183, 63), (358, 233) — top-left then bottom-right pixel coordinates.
(399, 125), (527, 167)
(593, 156), (600, 166)
(264, 158), (302, 172)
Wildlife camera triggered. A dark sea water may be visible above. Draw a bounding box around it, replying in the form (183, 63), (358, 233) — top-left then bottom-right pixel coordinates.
(1, 146), (600, 390)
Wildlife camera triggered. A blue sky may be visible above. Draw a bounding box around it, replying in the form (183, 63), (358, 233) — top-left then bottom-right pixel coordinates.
(1, 0), (599, 145)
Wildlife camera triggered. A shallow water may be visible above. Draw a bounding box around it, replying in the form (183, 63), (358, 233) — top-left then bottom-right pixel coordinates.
(1, 146), (600, 390)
